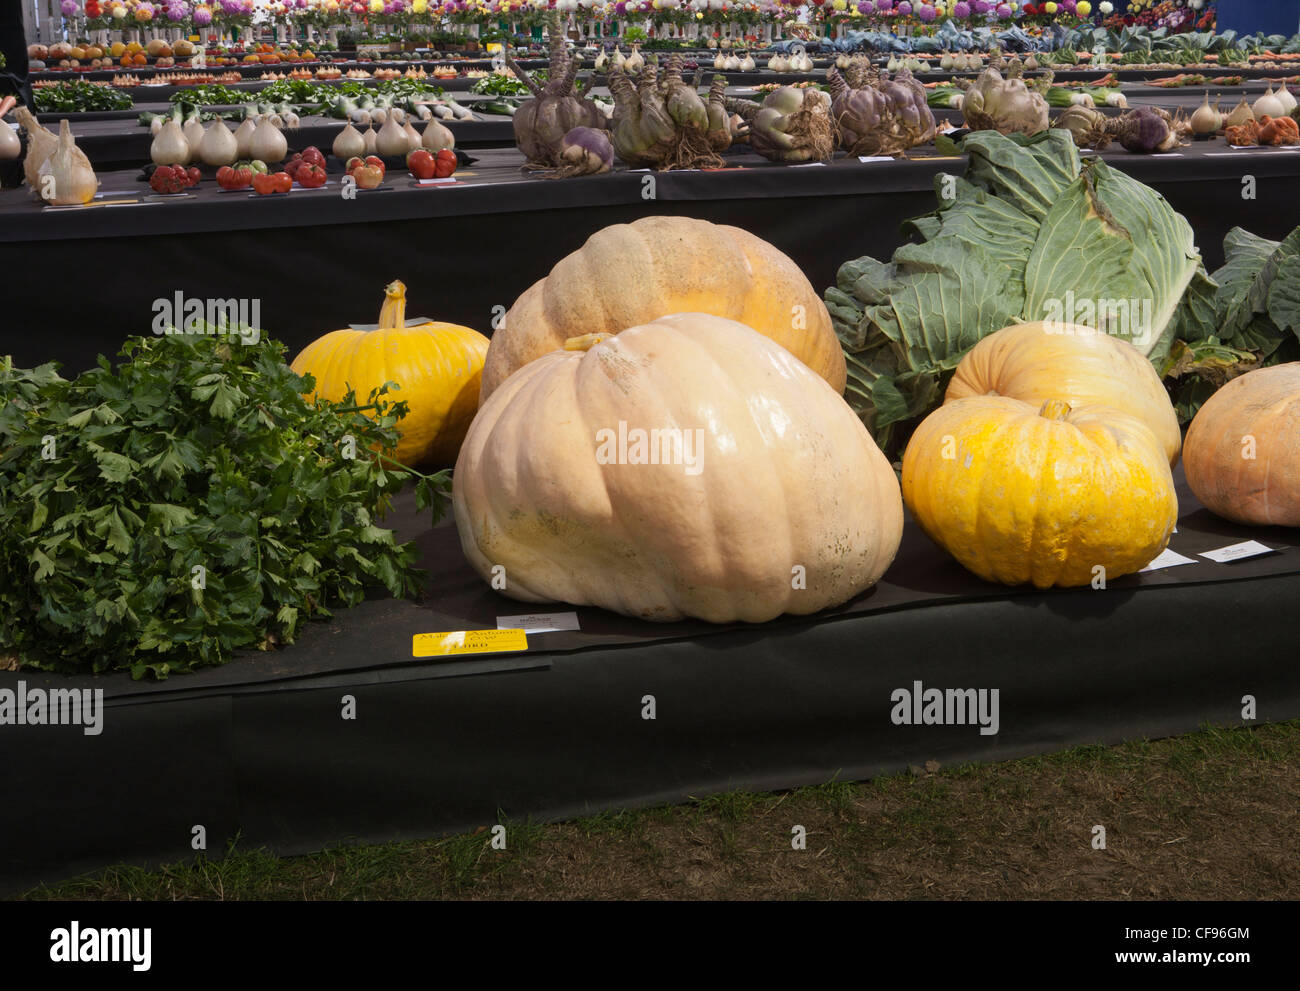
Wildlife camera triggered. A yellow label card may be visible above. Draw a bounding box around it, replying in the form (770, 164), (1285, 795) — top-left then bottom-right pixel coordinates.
(412, 629), (528, 658)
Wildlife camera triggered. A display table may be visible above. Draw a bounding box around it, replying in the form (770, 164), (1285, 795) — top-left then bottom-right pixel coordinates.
(2, 465), (1296, 896)
(2, 140), (1299, 373)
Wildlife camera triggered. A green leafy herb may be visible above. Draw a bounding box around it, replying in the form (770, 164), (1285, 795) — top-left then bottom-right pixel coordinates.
(0, 332), (449, 680)
(169, 84), (249, 107)
(33, 81), (133, 114)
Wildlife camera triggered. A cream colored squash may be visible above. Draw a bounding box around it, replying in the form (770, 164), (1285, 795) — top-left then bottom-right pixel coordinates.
(479, 216), (846, 403)
(454, 313), (902, 623)
(945, 321), (1182, 466)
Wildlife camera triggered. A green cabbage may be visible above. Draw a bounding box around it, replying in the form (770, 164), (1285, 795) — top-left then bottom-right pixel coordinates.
(825, 129), (1212, 461)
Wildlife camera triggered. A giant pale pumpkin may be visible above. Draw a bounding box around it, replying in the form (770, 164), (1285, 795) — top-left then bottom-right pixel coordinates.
(1183, 363), (1300, 527)
(454, 313), (902, 623)
(290, 280), (489, 467)
(902, 396), (1178, 588)
(479, 216), (846, 403)
(945, 322), (1182, 466)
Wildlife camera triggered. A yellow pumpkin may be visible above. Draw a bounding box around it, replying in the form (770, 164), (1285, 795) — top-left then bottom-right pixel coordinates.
(454, 313), (902, 623)
(945, 322), (1182, 466)
(290, 280), (489, 468)
(479, 216), (846, 403)
(902, 396), (1178, 588)
(1183, 362), (1300, 527)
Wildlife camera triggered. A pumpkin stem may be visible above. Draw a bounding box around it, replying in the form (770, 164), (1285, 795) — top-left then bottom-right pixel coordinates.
(1039, 399), (1072, 421)
(563, 333), (613, 352)
(377, 280), (407, 331)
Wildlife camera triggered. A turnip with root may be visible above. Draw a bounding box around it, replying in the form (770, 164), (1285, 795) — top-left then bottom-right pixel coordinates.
(607, 57), (731, 170)
(725, 86), (835, 164)
(826, 58), (935, 157)
(506, 11), (605, 169)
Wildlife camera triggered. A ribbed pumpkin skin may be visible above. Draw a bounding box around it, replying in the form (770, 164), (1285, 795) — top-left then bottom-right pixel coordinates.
(1183, 363), (1300, 526)
(945, 322), (1182, 467)
(291, 322), (489, 467)
(902, 396), (1178, 588)
(454, 313), (902, 624)
(480, 216), (846, 402)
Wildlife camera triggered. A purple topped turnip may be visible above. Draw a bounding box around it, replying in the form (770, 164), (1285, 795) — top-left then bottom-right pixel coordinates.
(507, 11), (606, 169)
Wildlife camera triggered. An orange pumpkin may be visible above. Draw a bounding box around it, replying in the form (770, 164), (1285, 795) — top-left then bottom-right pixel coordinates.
(1183, 363), (1300, 526)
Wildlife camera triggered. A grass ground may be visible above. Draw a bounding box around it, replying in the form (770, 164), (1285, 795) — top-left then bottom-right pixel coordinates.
(18, 719), (1300, 901)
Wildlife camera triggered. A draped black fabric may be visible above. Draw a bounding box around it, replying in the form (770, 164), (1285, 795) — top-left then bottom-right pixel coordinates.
(2, 468), (1298, 894)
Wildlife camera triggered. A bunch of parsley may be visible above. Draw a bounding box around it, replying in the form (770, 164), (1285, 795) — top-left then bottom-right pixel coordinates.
(0, 333), (447, 680)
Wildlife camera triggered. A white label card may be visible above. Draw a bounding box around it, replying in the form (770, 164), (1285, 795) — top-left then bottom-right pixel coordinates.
(1199, 540), (1277, 564)
(791, 162), (826, 167)
(1139, 548), (1198, 573)
(858, 155), (895, 163)
(496, 612), (580, 634)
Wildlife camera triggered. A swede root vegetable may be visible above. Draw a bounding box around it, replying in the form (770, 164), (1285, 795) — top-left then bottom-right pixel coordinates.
(962, 63), (1050, 136)
(724, 86), (835, 164)
(826, 58), (935, 157)
(556, 126), (614, 176)
(1055, 105), (1112, 150)
(608, 58), (729, 170)
(507, 11), (605, 169)
(1109, 106), (1185, 154)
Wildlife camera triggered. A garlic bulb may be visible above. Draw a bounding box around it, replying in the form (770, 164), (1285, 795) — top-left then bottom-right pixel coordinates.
(1223, 97), (1254, 128)
(940, 52), (954, 71)
(612, 48), (625, 71)
(421, 117), (454, 152)
(0, 120), (18, 160)
(739, 53), (755, 72)
(363, 126), (377, 155)
(714, 53), (727, 70)
(724, 55), (740, 72)
(402, 120), (422, 151)
(151, 118), (191, 165)
(150, 116), (163, 136)
(38, 119), (96, 205)
(1253, 84), (1285, 119)
(198, 118), (238, 166)
(372, 107), (388, 126)
(1276, 82), (1297, 115)
(332, 121), (366, 160)
(376, 112), (409, 156)
(767, 55), (787, 72)
(887, 56), (901, 72)
(249, 116), (287, 163)
(1024, 53), (1039, 71)
(594, 51), (608, 72)
(1190, 91), (1221, 136)
(625, 44), (644, 73)
(390, 108), (405, 124)
(182, 116), (205, 154)
(233, 116), (257, 158)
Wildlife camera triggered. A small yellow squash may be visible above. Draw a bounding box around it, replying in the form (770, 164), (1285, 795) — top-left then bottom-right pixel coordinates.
(290, 280), (489, 467)
(902, 396), (1178, 588)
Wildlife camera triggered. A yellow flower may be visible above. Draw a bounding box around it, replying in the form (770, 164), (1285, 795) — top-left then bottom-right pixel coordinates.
(832, 0), (846, 9)
(1044, 0), (1057, 12)
(369, 0), (382, 10)
(1076, 0), (1089, 13)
